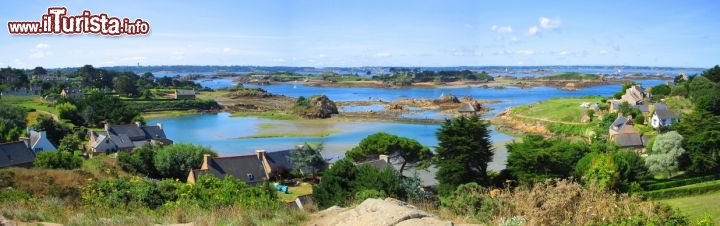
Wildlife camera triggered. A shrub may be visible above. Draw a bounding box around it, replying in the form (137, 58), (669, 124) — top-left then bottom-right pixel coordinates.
(0, 189), (31, 202)
(644, 174), (720, 191)
(442, 182), (498, 219)
(34, 151), (83, 170)
(153, 143), (217, 181)
(354, 189), (386, 204)
(639, 180), (720, 199)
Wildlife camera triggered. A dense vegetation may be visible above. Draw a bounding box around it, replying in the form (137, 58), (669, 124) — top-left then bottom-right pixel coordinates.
(118, 143), (217, 181)
(373, 69), (493, 86)
(345, 132), (433, 174)
(0, 102), (27, 142)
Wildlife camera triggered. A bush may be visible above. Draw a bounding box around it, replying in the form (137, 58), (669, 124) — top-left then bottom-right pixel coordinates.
(312, 159), (405, 209)
(354, 189), (386, 203)
(126, 99), (221, 112)
(639, 180), (720, 199)
(154, 143), (217, 181)
(0, 189), (31, 202)
(442, 182), (498, 219)
(34, 151), (83, 170)
(643, 174), (720, 191)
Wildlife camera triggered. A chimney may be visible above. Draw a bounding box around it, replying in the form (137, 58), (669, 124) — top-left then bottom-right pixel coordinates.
(135, 121), (142, 127)
(201, 154), (211, 170)
(104, 123), (110, 132)
(256, 149), (266, 161)
(379, 154), (389, 163)
(156, 122), (163, 130)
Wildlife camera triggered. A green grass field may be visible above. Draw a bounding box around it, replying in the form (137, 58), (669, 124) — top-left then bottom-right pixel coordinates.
(511, 96), (602, 123)
(0, 95), (56, 113)
(276, 183), (313, 203)
(660, 191), (720, 225)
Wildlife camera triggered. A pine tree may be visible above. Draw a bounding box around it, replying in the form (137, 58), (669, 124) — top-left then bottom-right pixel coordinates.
(434, 115), (494, 194)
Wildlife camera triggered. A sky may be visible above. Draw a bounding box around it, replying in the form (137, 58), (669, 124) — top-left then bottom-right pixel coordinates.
(1, 0), (719, 68)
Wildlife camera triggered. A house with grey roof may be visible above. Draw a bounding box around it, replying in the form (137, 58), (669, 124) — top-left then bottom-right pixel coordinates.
(0, 141), (36, 168)
(609, 114), (644, 148)
(188, 153), (269, 184)
(187, 149), (295, 184)
(357, 155), (394, 171)
(620, 85), (649, 106)
(173, 89), (196, 99)
(88, 122), (172, 155)
(651, 108), (679, 128)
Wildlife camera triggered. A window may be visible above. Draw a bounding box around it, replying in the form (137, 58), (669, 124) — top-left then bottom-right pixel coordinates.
(247, 173), (254, 181)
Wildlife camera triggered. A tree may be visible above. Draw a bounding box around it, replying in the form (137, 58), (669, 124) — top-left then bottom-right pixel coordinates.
(57, 135), (83, 153)
(507, 135), (589, 184)
(31, 115), (71, 146)
(573, 150), (647, 192)
(673, 111), (720, 174)
(288, 143), (327, 178)
(153, 143), (217, 181)
(118, 143), (162, 178)
(435, 115), (494, 194)
(312, 159), (358, 208)
(346, 133), (433, 174)
(701, 65), (720, 83)
(312, 159), (404, 208)
(0, 102), (27, 143)
(646, 131), (686, 178)
(81, 93), (140, 126)
(32, 66), (47, 76)
(650, 84), (671, 98)
(55, 102), (81, 125)
(77, 65), (101, 88)
(113, 75), (139, 97)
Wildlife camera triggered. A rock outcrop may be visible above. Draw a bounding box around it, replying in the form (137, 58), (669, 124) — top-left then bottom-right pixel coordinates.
(305, 198), (478, 226)
(433, 94), (460, 104)
(294, 95), (339, 119)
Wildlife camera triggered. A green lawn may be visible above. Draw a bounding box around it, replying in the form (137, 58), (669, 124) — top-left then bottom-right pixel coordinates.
(664, 96), (694, 114)
(0, 95), (56, 113)
(660, 191), (720, 225)
(511, 96), (602, 123)
(276, 182), (313, 203)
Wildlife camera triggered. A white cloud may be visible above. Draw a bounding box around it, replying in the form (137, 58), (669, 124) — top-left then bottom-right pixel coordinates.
(29, 43), (53, 59)
(516, 50), (534, 55)
(528, 26), (539, 35)
(272, 58), (286, 63)
(374, 52), (391, 57)
(491, 25), (513, 34)
(559, 50), (569, 56)
(540, 17), (561, 29)
(599, 50), (609, 54)
(223, 47), (231, 53)
(318, 53), (326, 58)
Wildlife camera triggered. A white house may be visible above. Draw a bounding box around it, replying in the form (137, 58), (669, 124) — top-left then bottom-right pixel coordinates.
(651, 108), (679, 128)
(25, 128), (57, 153)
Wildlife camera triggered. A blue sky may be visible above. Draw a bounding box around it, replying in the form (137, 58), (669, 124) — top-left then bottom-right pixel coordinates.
(1, 0), (718, 68)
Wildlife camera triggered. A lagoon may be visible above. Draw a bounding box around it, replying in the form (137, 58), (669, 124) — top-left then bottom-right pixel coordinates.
(149, 78), (669, 170)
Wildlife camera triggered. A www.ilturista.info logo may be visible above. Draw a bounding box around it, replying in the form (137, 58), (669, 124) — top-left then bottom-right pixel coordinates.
(7, 7), (150, 36)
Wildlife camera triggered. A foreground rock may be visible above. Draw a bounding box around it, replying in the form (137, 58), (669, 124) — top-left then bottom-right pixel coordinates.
(305, 198), (478, 226)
